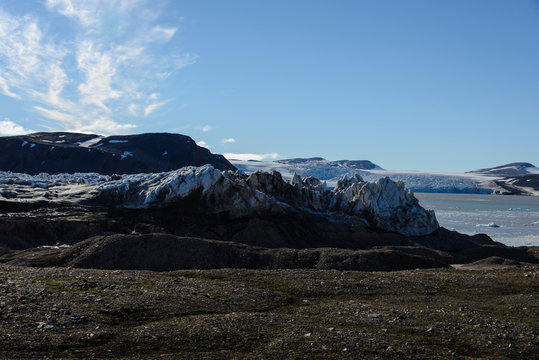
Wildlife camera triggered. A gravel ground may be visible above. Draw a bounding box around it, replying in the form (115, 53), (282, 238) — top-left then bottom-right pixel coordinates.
(0, 265), (537, 359)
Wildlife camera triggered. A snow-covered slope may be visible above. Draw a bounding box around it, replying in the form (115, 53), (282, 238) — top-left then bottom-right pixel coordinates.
(231, 159), (539, 196)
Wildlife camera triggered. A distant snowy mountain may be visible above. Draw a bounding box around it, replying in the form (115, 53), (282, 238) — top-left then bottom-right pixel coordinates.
(0, 132), (236, 175)
(1, 133), (536, 196)
(231, 158), (539, 196)
(468, 162), (539, 177)
(468, 163), (539, 196)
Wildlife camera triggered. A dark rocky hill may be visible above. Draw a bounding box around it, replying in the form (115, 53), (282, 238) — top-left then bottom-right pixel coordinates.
(0, 132), (235, 174)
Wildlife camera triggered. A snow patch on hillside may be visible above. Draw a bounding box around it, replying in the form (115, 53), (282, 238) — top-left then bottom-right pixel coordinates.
(120, 151), (133, 160)
(78, 136), (103, 148)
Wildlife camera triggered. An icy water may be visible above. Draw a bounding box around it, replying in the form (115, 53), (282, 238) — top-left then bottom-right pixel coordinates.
(415, 193), (539, 247)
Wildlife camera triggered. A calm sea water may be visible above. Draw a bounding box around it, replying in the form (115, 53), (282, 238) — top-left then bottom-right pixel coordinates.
(415, 193), (539, 247)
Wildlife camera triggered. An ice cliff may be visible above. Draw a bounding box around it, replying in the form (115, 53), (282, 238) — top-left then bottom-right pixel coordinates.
(95, 165), (438, 236)
(0, 165), (438, 236)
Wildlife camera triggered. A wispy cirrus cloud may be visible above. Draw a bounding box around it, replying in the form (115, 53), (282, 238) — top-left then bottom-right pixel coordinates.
(143, 100), (169, 117)
(223, 153), (279, 161)
(222, 138), (235, 144)
(0, 76), (20, 99)
(0, 0), (194, 134)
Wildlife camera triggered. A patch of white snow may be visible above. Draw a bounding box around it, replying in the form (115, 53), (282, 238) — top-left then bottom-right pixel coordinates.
(78, 136), (103, 148)
(120, 151), (133, 160)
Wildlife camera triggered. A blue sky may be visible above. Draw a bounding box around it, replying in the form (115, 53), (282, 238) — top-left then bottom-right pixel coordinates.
(0, 0), (538, 172)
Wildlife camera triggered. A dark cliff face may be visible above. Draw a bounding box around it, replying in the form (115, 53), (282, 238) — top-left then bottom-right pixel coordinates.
(0, 132), (236, 174)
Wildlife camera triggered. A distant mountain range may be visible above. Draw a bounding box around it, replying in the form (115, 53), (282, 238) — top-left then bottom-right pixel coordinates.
(0, 132), (236, 174)
(467, 162), (539, 195)
(0, 132), (537, 195)
(232, 158), (539, 196)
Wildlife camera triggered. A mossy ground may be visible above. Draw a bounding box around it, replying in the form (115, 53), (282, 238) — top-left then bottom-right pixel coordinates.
(0, 265), (537, 359)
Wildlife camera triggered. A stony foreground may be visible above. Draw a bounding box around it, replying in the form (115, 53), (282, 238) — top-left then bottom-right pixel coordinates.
(0, 265), (537, 359)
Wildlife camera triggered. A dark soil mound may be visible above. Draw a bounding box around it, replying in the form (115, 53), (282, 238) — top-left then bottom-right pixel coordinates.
(5, 233), (448, 271)
(457, 256), (528, 269)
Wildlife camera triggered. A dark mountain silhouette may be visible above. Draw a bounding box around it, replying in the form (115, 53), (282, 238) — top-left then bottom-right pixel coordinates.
(0, 132), (235, 174)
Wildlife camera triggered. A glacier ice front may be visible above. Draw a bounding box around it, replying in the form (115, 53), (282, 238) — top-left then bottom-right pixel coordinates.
(0, 165), (439, 236)
(95, 165), (439, 236)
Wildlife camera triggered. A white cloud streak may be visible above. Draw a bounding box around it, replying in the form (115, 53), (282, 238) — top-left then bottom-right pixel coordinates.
(33, 106), (77, 126)
(222, 138), (235, 144)
(0, 76), (20, 99)
(223, 153), (279, 161)
(0, 1), (194, 134)
(143, 100), (169, 117)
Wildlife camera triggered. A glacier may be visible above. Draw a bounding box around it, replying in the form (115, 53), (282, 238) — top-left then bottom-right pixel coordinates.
(231, 159), (539, 196)
(232, 160), (495, 194)
(0, 166), (438, 237)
